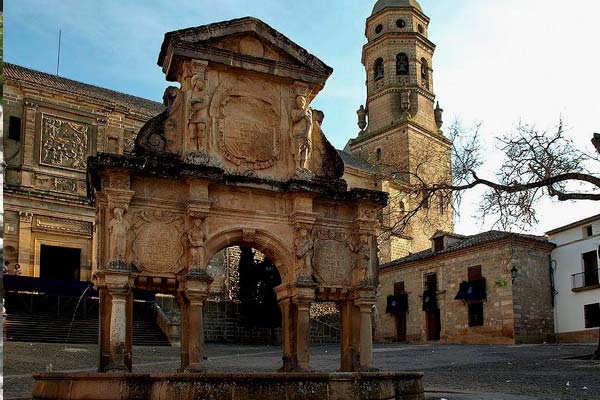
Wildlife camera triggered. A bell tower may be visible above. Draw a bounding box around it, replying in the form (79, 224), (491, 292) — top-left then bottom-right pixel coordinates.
(348, 0), (453, 260)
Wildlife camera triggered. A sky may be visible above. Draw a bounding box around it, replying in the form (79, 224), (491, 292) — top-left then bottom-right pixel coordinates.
(5, 0), (600, 235)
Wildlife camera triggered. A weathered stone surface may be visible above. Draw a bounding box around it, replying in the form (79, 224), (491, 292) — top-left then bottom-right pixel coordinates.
(32, 372), (425, 400)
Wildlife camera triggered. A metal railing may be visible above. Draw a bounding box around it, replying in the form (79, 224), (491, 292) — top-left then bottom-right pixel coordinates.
(571, 269), (600, 290)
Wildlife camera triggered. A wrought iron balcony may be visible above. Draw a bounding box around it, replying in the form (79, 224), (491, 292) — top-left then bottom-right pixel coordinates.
(571, 269), (600, 291)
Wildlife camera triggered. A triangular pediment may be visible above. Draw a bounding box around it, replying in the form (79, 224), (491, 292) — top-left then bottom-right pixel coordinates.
(159, 17), (332, 84)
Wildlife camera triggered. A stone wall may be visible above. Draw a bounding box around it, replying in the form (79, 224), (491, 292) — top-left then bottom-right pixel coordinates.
(511, 242), (555, 343)
(376, 237), (554, 345)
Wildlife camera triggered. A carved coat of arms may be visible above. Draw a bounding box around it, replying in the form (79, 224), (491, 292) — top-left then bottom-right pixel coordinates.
(218, 94), (280, 169)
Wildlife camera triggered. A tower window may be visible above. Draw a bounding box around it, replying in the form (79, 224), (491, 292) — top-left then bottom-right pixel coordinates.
(9, 116), (22, 141)
(396, 53), (409, 76)
(374, 58), (385, 81)
(375, 24), (383, 34)
(418, 24), (424, 34)
(421, 58), (429, 89)
(396, 19), (406, 28)
(376, 148), (382, 161)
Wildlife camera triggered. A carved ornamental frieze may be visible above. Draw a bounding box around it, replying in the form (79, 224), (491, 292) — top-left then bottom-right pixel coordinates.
(40, 114), (90, 171)
(129, 210), (186, 274)
(32, 215), (93, 237)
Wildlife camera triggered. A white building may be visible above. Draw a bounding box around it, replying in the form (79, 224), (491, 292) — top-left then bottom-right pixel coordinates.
(548, 214), (600, 343)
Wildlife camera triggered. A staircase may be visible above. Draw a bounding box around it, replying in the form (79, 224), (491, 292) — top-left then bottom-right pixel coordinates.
(3, 293), (170, 346)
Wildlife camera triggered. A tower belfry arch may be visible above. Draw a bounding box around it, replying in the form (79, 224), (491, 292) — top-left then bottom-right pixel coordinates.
(87, 17), (388, 374)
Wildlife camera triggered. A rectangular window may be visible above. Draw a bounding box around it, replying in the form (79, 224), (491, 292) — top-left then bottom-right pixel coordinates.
(583, 251), (599, 287)
(394, 281), (405, 295)
(433, 237), (444, 252)
(468, 266), (482, 281)
(8, 116), (22, 141)
(468, 302), (484, 327)
(584, 303), (600, 328)
(424, 272), (437, 292)
(585, 225), (593, 238)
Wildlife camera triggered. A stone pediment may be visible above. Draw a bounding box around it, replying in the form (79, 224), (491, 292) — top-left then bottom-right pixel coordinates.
(158, 17), (333, 84)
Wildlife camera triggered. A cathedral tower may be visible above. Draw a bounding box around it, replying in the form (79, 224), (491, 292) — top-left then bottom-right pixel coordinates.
(348, 0), (454, 261)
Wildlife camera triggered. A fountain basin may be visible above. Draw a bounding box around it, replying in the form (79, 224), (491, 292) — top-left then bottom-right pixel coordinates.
(33, 371), (424, 400)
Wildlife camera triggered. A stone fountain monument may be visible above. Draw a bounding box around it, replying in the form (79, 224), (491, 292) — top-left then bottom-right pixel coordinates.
(33, 17), (424, 400)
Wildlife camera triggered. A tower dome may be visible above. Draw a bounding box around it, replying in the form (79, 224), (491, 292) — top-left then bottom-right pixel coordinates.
(372, 0), (422, 15)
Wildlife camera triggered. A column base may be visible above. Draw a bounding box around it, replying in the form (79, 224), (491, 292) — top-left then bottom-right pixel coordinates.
(184, 363), (204, 373)
(104, 363), (128, 373)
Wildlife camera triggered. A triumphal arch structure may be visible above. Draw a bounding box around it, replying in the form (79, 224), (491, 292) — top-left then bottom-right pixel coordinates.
(88, 17), (387, 374)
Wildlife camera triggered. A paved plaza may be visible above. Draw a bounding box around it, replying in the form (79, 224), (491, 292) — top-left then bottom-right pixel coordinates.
(3, 342), (599, 400)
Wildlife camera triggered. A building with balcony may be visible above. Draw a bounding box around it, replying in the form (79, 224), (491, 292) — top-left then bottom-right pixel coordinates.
(548, 214), (600, 343)
(377, 230), (556, 344)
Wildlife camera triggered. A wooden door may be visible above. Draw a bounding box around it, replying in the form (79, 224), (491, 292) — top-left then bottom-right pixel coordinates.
(426, 309), (441, 341)
(583, 251), (599, 286)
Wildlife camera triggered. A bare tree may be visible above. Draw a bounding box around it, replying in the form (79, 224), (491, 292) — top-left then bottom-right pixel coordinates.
(378, 119), (600, 358)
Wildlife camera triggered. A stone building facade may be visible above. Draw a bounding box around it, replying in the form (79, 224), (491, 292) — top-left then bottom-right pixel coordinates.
(376, 231), (556, 344)
(2, 63), (163, 281)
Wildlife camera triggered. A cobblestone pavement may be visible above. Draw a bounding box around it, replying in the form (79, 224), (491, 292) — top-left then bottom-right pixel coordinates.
(3, 342), (599, 399)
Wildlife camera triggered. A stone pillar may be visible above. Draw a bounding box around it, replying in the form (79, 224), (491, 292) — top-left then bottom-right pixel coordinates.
(339, 301), (358, 372)
(358, 304), (373, 370)
(186, 293), (206, 372)
(355, 289), (377, 371)
(180, 269), (212, 372)
(17, 211), (33, 276)
(177, 293), (190, 372)
(293, 298), (312, 371)
(107, 286), (129, 371)
(279, 298), (297, 372)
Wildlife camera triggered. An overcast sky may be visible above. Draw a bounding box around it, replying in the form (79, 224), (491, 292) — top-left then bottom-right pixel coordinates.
(5, 0), (600, 235)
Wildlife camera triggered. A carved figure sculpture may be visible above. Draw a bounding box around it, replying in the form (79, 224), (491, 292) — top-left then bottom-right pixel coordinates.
(357, 105), (367, 131)
(358, 235), (372, 283)
(187, 217), (206, 269)
(294, 227), (314, 279)
(188, 74), (209, 151)
(291, 95), (313, 171)
(108, 207), (130, 263)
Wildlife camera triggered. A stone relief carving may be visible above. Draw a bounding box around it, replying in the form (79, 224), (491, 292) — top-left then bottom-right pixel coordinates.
(187, 216), (206, 270)
(34, 174), (85, 194)
(33, 215), (93, 237)
(349, 234), (374, 285)
(40, 115), (89, 171)
(129, 210), (185, 274)
(312, 228), (354, 286)
(294, 226), (315, 282)
(185, 63), (209, 152)
(291, 95), (313, 172)
(108, 207), (130, 267)
(218, 94), (280, 169)
(134, 87), (183, 155)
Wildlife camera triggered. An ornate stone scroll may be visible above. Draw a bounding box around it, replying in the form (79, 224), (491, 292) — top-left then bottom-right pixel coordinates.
(40, 114), (90, 171)
(130, 210), (185, 274)
(134, 87), (183, 155)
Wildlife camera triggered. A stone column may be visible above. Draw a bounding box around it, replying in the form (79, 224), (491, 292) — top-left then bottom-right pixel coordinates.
(177, 293), (190, 372)
(180, 269), (212, 372)
(279, 298), (297, 372)
(107, 286), (129, 371)
(358, 304), (374, 370)
(186, 292), (207, 372)
(17, 211), (33, 276)
(339, 301), (357, 372)
(294, 298), (312, 371)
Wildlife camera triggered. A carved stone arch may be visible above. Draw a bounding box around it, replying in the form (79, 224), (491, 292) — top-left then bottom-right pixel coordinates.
(203, 227), (294, 284)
